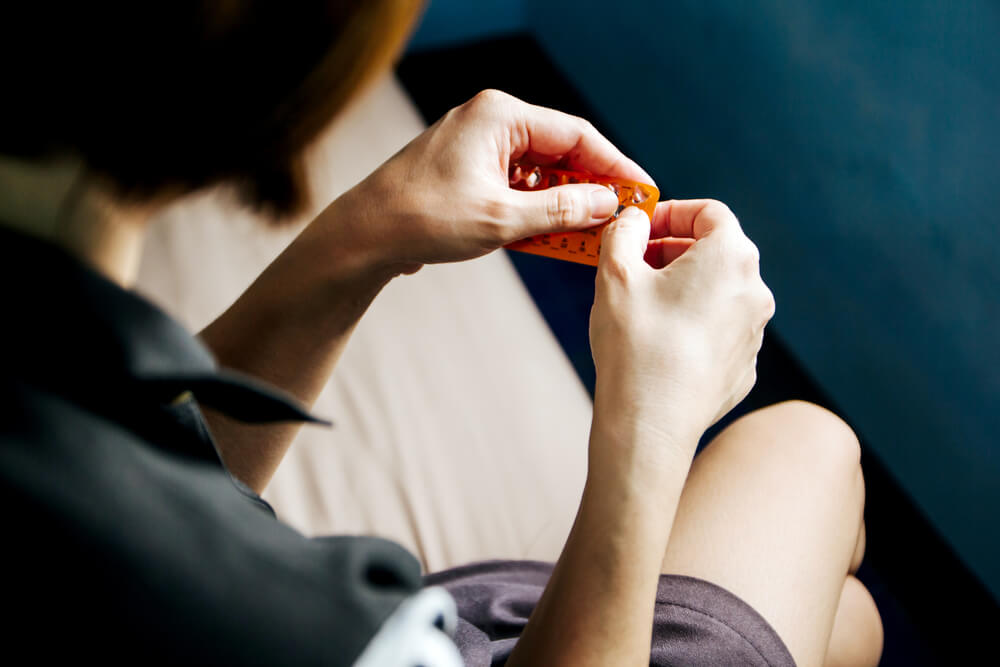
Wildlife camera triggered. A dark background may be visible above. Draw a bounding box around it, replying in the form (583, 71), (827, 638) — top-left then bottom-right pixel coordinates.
(399, 2), (1000, 665)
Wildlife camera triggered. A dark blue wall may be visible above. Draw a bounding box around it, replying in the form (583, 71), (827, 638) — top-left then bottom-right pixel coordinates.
(409, 1), (1000, 600)
(409, 0), (525, 51)
(532, 0), (1000, 600)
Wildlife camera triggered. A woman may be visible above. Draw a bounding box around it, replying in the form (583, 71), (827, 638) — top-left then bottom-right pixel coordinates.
(0, 2), (882, 665)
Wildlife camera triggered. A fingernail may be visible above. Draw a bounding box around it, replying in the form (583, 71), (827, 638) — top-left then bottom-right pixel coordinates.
(618, 205), (643, 219)
(589, 186), (620, 221)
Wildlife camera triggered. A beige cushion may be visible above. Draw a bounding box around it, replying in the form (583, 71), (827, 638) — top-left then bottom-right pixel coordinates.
(135, 75), (591, 573)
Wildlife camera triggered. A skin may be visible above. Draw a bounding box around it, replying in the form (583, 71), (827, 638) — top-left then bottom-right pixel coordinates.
(0, 88), (882, 665)
(659, 400), (883, 667)
(508, 199), (775, 666)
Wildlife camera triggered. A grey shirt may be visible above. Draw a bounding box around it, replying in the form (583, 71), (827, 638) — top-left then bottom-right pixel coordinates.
(0, 227), (422, 665)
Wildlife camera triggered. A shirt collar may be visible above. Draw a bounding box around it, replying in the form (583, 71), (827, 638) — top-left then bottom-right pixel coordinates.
(0, 225), (329, 426)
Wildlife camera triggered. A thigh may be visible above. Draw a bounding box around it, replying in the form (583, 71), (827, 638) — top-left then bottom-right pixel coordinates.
(660, 401), (866, 667)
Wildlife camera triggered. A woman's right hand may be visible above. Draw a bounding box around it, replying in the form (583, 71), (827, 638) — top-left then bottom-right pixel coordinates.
(509, 200), (772, 667)
(589, 199), (775, 458)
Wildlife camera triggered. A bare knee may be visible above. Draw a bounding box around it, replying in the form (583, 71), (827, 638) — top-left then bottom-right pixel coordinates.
(756, 401), (864, 472)
(679, 403), (871, 666)
(748, 400), (861, 486)
(749, 400), (861, 465)
(724, 401), (867, 563)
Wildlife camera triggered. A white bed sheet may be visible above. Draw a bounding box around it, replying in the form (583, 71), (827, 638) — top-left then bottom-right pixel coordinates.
(135, 75), (591, 573)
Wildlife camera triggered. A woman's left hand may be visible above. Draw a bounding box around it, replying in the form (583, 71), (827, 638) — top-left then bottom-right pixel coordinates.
(321, 89), (654, 272)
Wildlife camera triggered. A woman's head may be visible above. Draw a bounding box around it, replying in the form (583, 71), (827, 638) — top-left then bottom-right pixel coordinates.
(1, 1), (422, 220)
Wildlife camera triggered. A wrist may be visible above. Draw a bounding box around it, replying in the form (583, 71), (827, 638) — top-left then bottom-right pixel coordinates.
(592, 372), (702, 449)
(310, 181), (420, 285)
(223, 192), (408, 348)
(587, 419), (694, 494)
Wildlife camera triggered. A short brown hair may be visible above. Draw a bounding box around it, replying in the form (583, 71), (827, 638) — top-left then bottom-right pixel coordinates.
(1, 2), (422, 218)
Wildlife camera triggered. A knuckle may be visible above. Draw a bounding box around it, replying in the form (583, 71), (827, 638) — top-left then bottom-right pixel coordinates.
(441, 104), (463, 125)
(696, 200), (742, 246)
(739, 240), (761, 272)
(577, 117), (597, 136)
(703, 200), (741, 237)
(481, 195), (509, 222)
(703, 199), (734, 220)
(598, 228), (636, 285)
(469, 88), (508, 111)
(762, 286), (777, 319)
(480, 198), (511, 242)
(546, 188), (578, 228)
(601, 254), (634, 285)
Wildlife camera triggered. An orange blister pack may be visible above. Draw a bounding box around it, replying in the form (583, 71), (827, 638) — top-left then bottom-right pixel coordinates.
(504, 162), (659, 266)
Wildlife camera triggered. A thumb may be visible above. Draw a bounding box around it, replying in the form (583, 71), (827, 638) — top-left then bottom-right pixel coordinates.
(506, 184), (620, 238)
(598, 205), (651, 273)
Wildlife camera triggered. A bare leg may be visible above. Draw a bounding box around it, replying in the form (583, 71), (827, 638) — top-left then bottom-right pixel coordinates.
(825, 575), (883, 667)
(660, 401), (882, 667)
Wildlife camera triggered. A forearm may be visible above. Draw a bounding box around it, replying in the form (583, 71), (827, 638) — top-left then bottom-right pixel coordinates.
(506, 378), (699, 666)
(199, 187), (407, 493)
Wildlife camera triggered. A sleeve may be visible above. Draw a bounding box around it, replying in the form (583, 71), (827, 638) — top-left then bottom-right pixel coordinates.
(1, 387), (452, 666)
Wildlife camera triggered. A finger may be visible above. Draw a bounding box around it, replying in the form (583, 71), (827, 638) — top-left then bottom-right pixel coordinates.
(649, 200), (675, 239)
(515, 149), (633, 178)
(512, 100), (654, 185)
(597, 206), (651, 279)
(514, 150), (566, 168)
(505, 183), (620, 236)
(650, 199), (741, 240)
(644, 237), (695, 269)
